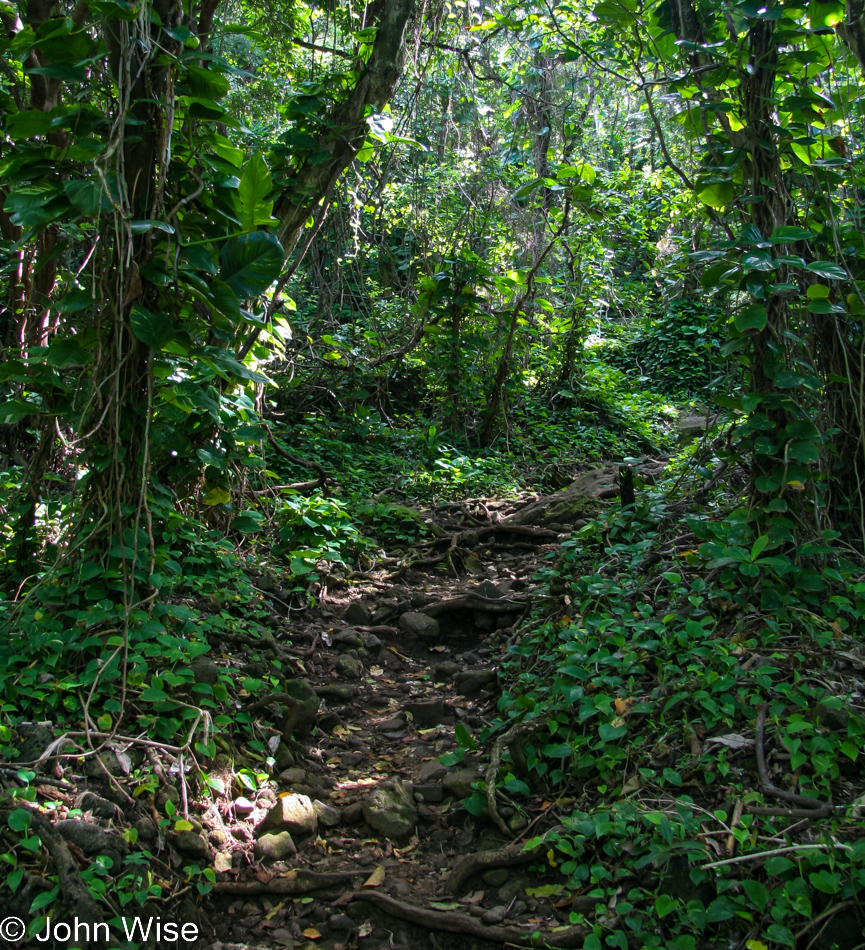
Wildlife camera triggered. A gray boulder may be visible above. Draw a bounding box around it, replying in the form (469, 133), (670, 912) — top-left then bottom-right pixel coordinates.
(260, 793), (318, 837)
(253, 832), (296, 863)
(399, 612), (440, 639)
(362, 781), (417, 839)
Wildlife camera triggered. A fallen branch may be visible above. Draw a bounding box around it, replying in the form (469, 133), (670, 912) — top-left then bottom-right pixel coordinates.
(448, 841), (544, 895)
(344, 890), (589, 948)
(265, 428), (332, 496)
(212, 869), (365, 895)
(701, 842), (851, 871)
(756, 705), (838, 818)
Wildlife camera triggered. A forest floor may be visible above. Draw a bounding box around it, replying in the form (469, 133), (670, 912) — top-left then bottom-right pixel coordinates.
(204, 491), (587, 950)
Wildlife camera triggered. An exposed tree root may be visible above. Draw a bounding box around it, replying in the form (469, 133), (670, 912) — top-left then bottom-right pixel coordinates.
(447, 841), (545, 895)
(756, 705), (838, 819)
(212, 869), (365, 895)
(485, 719), (544, 834)
(421, 595), (527, 618)
(25, 807), (106, 932)
(344, 889), (589, 948)
(477, 524), (559, 541)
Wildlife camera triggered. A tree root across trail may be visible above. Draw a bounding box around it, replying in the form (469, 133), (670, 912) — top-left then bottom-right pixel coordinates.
(0, 478), (626, 950)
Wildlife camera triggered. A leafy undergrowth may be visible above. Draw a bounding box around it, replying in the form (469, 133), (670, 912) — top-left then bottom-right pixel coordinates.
(478, 485), (865, 948)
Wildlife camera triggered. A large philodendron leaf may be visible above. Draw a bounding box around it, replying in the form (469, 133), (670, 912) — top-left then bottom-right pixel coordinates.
(130, 305), (175, 350)
(238, 152), (276, 230)
(220, 232), (284, 298)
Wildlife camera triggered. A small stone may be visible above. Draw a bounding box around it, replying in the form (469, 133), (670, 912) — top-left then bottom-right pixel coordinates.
(336, 655), (363, 680)
(191, 655), (219, 686)
(475, 580), (502, 598)
(313, 800), (341, 828)
(278, 767), (307, 785)
(413, 784), (443, 803)
(443, 768), (484, 799)
(481, 906), (506, 925)
(434, 661), (458, 680)
(815, 700), (850, 731)
(133, 817), (158, 843)
(483, 868), (510, 887)
(376, 712), (406, 731)
(327, 914), (355, 933)
(507, 812), (529, 833)
(12, 722), (54, 763)
(234, 797), (255, 815)
(405, 699), (445, 728)
(156, 785), (181, 811)
(342, 801), (364, 824)
(253, 832), (296, 864)
(362, 781), (418, 839)
(261, 794), (318, 837)
(174, 831), (210, 862)
(453, 669), (496, 696)
(398, 612), (440, 639)
(319, 711), (343, 732)
(334, 628), (365, 650)
(75, 791), (119, 820)
(316, 684), (359, 700)
(367, 634), (382, 648)
(274, 742), (295, 770)
(345, 601), (371, 625)
(420, 761), (447, 782)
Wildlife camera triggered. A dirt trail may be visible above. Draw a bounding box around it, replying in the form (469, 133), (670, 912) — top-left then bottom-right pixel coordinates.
(203, 495), (584, 950)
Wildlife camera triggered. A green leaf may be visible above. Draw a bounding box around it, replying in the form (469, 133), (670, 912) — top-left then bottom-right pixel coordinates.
(742, 879), (768, 911)
(7, 868), (23, 893)
(30, 887), (60, 912)
(140, 687), (169, 701)
(769, 226), (811, 243)
(6, 110), (53, 137)
(541, 743), (572, 758)
(805, 261), (846, 280)
(526, 884), (564, 897)
(765, 856), (794, 875)
(750, 535), (769, 560)
(696, 181), (733, 209)
(8, 809), (32, 833)
(64, 180), (109, 217)
(130, 305), (175, 350)
(735, 304), (768, 332)
(655, 894), (677, 918)
(233, 510), (264, 533)
(207, 278), (241, 322)
(464, 791), (486, 815)
(238, 152), (275, 230)
(220, 232), (284, 298)
(598, 722), (627, 741)
(455, 722), (475, 750)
